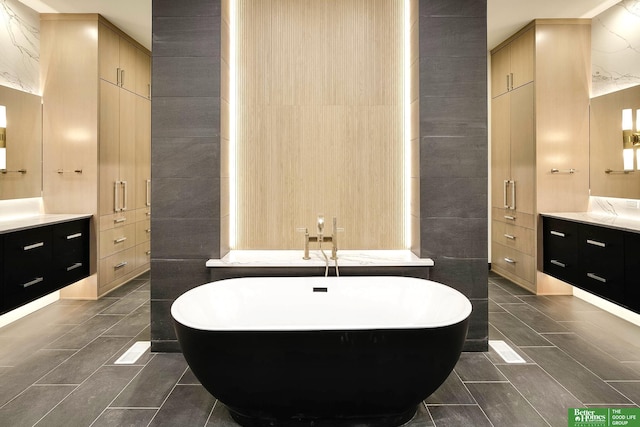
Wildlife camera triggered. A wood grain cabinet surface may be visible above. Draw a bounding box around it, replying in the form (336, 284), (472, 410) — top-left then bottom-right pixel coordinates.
(490, 20), (591, 294)
(41, 14), (151, 299)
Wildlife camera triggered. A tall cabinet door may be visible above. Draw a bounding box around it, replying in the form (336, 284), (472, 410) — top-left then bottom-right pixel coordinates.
(99, 23), (120, 86)
(509, 29), (534, 90)
(119, 38), (137, 93)
(491, 94), (511, 209)
(119, 89), (137, 212)
(491, 46), (510, 98)
(99, 81), (120, 216)
(509, 83), (535, 216)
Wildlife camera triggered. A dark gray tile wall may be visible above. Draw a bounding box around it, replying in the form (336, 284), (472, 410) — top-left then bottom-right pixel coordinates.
(151, 0), (489, 352)
(151, 0), (222, 351)
(418, 0), (488, 351)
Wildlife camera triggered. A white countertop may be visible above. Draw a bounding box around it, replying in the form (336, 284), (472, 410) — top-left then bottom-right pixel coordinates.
(207, 250), (434, 268)
(541, 212), (640, 234)
(0, 214), (92, 234)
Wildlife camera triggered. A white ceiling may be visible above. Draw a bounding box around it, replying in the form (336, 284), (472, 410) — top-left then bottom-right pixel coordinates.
(18, 0), (622, 52)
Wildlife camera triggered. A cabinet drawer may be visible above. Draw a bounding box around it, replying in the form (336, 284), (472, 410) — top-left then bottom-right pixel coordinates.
(492, 242), (535, 284)
(100, 212), (131, 232)
(135, 207), (151, 222)
(135, 241), (151, 269)
(625, 232), (640, 313)
(52, 220), (90, 288)
(136, 219), (151, 243)
(99, 246), (137, 288)
(543, 217), (579, 284)
(577, 224), (624, 301)
(99, 223), (136, 259)
(492, 220), (534, 255)
(3, 227), (53, 293)
(492, 207), (534, 229)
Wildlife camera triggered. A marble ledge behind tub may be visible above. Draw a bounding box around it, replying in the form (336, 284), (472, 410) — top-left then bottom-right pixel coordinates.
(206, 250), (435, 268)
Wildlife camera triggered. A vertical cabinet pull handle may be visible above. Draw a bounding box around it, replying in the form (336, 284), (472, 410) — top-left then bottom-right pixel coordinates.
(510, 73), (514, 90)
(510, 180), (516, 210)
(120, 69), (125, 87)
(114, 181), (120, 212)
(503, 180), (509, 209)
(148, 83), (151, 99)
(506, 74), (510, 92)
(121, 181), (128, 211)
(116, 67), (121, 85)
(146, 179), (151, 207)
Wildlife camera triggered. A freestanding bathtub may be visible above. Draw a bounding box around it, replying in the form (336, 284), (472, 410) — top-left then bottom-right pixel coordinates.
(171, 276), (472, 427)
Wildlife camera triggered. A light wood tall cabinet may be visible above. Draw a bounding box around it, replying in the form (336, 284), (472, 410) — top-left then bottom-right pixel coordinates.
(490, 20), (591, 294)
(41, 14), (151, 299)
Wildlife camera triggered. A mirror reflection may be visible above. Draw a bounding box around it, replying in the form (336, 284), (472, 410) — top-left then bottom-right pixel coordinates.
(0, 84), (42, 200)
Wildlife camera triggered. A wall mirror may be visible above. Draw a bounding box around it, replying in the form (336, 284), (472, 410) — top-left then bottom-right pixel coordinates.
(589, 0), (640, 200)
(0, 84), (43, 200)
(590, 85), (640, 199)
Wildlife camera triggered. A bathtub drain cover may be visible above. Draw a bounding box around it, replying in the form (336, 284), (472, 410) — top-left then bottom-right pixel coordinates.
(489, 340), (526, 364)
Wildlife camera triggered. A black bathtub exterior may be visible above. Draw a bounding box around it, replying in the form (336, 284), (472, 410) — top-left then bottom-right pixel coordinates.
(173, 317), (469, 427)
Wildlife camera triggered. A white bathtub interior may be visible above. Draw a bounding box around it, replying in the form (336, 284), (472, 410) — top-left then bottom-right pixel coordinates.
(172, 276), (471, 332)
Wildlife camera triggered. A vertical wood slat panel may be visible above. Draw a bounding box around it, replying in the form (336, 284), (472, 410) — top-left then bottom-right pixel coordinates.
(236, 0), (404, 249)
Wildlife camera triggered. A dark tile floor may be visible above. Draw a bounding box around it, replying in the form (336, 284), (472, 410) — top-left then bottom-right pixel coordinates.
(0, 271), (638, 426)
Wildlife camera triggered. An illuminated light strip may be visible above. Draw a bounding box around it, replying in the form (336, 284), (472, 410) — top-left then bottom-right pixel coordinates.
(403, 0), (411, 249)
(229, 0), (238, 249)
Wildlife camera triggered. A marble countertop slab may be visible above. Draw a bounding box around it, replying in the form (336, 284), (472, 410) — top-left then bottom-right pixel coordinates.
(0, 214), (92, 234)
(207, 250), (434, 268)
(541, 212), (640, 234)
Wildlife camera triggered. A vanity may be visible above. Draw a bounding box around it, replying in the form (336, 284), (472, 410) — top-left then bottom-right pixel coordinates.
(542, 212), (640, 314)
(0, 214), (91, 315)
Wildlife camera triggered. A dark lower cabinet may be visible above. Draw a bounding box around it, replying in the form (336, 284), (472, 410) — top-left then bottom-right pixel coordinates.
(543, 215), (638, 314)
(625, 232), (640, 313)
(0, 218), (90, 315)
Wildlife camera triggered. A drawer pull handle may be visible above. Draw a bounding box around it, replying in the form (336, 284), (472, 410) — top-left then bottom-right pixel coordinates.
(550, 231), (565, 238)
(504, 257), (516, 264)
(587, 272), (607, 283)
(114, 262), (128, 270)
(550, 260), (566, 268)
(503, 234), (516, 240)
(146, 211), (151, 216)
(114, 218), (127, 224)
(146, 228), (151, 233)
(146, 250), (151, 255)
(66, 233), (82, 240)
(22, 277), (44, 288)
(66, 262), (83, 271)
(504, 215), (516, 221)
(24, 242), (44, 251)
(114, 237), (127, 244)
(586, 239), (606, 248)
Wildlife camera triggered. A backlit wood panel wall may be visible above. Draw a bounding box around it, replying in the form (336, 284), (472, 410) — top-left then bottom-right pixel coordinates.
(235, 0), (404, 249)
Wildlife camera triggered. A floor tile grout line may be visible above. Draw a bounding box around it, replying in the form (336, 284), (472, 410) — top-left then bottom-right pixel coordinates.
(145, 365), (190, 426)
(204, 398), (218, 426)
(455, 370), (496, 427)
(421, 400), (437, 426)
(499, 302), (572, 334)
(489, 313), (555, 348)
(29, 385), (78, 427)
